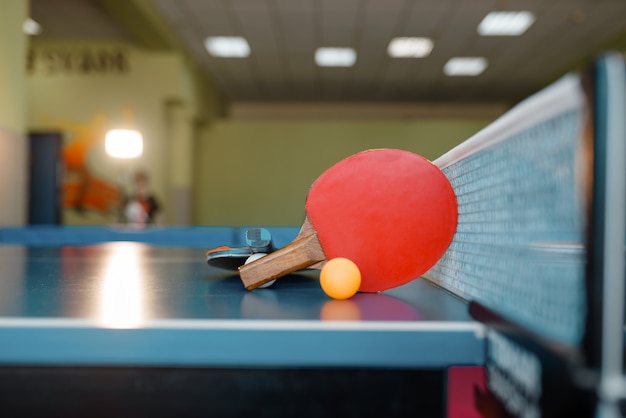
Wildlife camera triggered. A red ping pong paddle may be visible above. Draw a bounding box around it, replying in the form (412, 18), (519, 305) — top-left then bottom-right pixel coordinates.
(238, 149), (458, 292)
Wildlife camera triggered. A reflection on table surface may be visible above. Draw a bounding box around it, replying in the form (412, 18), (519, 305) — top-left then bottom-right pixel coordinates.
(0, 242), (473, 328)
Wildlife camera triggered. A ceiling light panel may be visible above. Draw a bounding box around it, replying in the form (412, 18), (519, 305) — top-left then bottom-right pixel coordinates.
(23, 18), (42, 35)
(205, 36), (251, 57)
(444, 57), (488, 76)
(387, 37), (433, 58)
(478, 11), (536, 36)
(315, 47), (357, 67)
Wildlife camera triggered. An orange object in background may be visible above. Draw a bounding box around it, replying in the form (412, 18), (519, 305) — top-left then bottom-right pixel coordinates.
(62, 174), (121, 213)
(60, 116), (122, 213)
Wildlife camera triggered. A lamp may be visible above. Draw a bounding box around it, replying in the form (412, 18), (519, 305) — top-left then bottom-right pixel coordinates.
(105, 129), (143, 159)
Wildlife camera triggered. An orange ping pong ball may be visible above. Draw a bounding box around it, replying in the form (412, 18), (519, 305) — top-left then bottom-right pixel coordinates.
(320, 257), (361, 300)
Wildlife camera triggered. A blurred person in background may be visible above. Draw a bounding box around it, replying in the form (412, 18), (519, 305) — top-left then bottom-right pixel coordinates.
(123, 171), (160, 225)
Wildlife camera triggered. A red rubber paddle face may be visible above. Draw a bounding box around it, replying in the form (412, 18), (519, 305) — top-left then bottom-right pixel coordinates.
(306, 149), (457, 292)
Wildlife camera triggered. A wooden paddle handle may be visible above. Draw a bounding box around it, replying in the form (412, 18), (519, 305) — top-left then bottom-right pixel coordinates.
(239, 233), (326, 290)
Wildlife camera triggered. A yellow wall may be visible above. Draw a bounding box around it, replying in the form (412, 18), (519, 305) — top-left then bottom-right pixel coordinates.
(194, 119), (490, 226)
(0, 0), (28, 226)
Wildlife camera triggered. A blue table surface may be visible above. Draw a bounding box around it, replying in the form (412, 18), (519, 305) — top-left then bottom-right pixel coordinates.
(0, 242), (484, 368)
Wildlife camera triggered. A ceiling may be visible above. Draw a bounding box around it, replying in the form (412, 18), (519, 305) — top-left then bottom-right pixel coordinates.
(30, 0), (626, 106)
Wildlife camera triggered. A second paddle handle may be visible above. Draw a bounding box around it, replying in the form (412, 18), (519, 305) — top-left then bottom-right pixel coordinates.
(239, 233), (326, 290)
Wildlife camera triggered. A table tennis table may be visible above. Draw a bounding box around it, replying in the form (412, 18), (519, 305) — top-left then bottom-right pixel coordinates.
(0, 239), (484, 416)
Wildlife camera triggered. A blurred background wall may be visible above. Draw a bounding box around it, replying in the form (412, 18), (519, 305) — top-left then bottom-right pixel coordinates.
(2, 0), (624, 227)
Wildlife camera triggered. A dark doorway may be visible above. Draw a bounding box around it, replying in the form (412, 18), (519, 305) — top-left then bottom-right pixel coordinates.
(28, 132), (62, 225)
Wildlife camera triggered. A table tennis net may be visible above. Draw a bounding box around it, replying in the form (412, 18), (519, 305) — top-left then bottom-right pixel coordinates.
(425, 75), (589, 347)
